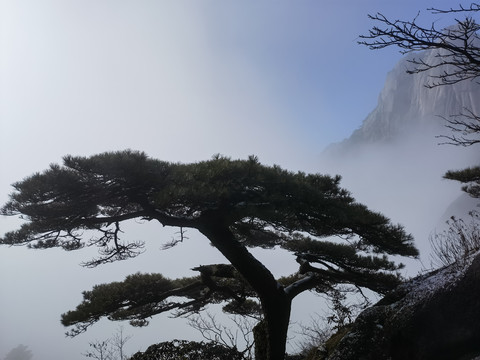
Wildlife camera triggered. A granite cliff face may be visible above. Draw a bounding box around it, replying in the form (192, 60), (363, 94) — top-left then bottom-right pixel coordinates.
(325, 49), (480, 156)
(319, 49), (479, 262)
(315, 40), (480, 360)
(322, 253), (480, 360)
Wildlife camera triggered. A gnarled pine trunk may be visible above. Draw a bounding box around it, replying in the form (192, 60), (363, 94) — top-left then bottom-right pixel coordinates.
(254, 294), (292, 360)
(198, 217), (292, 360)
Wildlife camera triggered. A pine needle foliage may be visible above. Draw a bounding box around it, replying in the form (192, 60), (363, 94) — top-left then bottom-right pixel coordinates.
(1, 151), (417, 360)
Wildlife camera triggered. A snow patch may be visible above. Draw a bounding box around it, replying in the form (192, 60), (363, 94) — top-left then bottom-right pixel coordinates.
(392, 250), (480, 312)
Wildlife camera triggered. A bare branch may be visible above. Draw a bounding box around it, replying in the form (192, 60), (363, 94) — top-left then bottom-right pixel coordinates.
(436, 109), (480, 146)
(430, 211), (480, 268)
(82, 339), (113, 360)
(429, 3), (480, 14)
(187, 312), (255, 359)
(161, 227), (189, 250)
(359, 11), (480, 87)
(80, 222), (146, 267)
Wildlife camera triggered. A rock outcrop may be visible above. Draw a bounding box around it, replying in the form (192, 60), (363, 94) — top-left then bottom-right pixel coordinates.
(323, 253), (480, 360)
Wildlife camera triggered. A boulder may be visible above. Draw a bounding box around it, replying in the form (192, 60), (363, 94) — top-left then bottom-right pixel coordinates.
(324, 253), (480, 360)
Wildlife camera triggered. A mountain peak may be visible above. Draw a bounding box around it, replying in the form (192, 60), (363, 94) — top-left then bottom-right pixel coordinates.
(324, 49), (480, 156)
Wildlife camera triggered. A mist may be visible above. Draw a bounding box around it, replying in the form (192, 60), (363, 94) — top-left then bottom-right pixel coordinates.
(1, 0), (477, 359)
(2, 122), (476, 354)
(322, 131), (478, 272)
(2, 127), (475, 359)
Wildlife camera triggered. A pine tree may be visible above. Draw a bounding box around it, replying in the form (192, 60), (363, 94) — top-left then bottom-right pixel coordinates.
(1, 151), (417, 360)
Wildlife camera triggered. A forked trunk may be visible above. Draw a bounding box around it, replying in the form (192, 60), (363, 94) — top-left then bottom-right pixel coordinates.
(197, 219), (292, 359)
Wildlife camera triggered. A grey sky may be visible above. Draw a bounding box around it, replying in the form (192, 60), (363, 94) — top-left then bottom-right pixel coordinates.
(0, 1), (473, 358)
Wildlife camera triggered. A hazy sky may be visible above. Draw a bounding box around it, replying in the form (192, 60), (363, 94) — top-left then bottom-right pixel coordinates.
(0, 1), (473, 359)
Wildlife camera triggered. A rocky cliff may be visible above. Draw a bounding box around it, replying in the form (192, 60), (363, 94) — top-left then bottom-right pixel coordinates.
(325, 49), (480, 156)
(319, 48), (479, 264)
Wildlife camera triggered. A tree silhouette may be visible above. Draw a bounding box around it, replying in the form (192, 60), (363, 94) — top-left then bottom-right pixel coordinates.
(1, 151), (417, 359)
(3, 345), (33, 360)
(128, 339), (244, 360)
